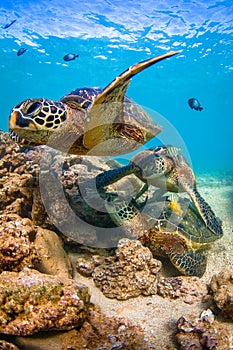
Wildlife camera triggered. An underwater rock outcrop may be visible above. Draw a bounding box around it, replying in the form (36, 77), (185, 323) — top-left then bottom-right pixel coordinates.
(157, 276), (207, 304)
(0, 130), (231, 348)
(93, 238), (161, 300)
(0, 340), (20, 350)
(60, 303), (145, 349)
(12, 303), (146, 350)
(176, 309), (231, 350)
(0, 268), (90, 336)
(208, 269), (233, 320)
(34, 227), (72, 279)
(0, 214), (38, 272)
(0, 133), (35, 217)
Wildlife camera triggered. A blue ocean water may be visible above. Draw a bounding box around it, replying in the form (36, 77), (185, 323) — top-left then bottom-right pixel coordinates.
(0, 0), (232, 172)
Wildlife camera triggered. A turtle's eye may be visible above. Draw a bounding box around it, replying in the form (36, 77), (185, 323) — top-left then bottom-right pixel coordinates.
(26, 102), (42, 116)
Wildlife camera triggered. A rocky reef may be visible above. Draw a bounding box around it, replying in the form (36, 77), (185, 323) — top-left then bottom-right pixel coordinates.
(0, 132), (147, 348)
(176, 309), (231, 349)
(0, 131), (232, 349)
(93, 238), (161, 299)
(0, 268), (90, 336)
(0, 214), (38, 273)
(208, 269), (233, 320)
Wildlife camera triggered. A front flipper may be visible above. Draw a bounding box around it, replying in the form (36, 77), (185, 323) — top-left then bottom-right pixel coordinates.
(95, 163), (136, 189)
(84, 51), (180, 153)
(169, 250), (207, 277)
(181, 182), (223, 237)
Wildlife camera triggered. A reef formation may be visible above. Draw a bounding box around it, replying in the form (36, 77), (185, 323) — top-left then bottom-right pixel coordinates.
(0, 131), (232, 349)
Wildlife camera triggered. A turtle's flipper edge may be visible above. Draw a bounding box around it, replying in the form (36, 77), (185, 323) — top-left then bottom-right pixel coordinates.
(84, 51), (180, 151)
(182, 183), (223, 237)
(169, 250), (207, 277)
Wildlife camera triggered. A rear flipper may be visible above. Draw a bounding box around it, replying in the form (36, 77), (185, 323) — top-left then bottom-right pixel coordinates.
(169, 250), (207, 277)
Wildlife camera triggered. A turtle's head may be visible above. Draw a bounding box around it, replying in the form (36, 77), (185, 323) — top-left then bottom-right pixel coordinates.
(9, 98), (67, 144)
(104, 194), (139, 226)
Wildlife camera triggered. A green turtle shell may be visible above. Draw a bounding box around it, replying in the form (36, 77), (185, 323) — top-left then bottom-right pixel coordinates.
(60, 86), (156, 139)
(146, 198), (223, 245)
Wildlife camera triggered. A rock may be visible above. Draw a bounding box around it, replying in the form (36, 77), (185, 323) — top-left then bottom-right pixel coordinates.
(157, 276), (207, 304)
(31, 187), (53, 229)
(0, 132), (25, 175)
(0, 214), (38, 272)
(60, 304), (145, 349)
(14, 304), (145, 350)
(76, 256), (97, 277)
(76, 253), (112, 277)
(176, 311), (231, 350)
(0, 340), (19, 350)
(0, 132), (36, 217)
(208, 269), (233, 320)
(0, 268), (90, 336)
(0, 132), (142, 248)
(93, 238), (161, 299)
(34, 227), (72, 279)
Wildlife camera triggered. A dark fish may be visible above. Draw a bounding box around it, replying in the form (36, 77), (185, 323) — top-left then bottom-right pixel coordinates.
(188, 98), (203, 111)
(63, 53), (79, 61)
(2, 19), (16, 29)
(17, 48), (27, 56)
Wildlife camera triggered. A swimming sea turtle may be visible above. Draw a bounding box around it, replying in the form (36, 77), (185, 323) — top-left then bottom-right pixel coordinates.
(96, 145), (223, 237)
(104, 194), (223, 276)
(9, 51), (179, 156)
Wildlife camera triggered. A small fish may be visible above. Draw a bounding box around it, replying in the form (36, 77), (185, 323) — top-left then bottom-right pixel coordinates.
(63, 53), (79, 61)
(2, 19), (16, 29)
(17, 48), (27, 56)
(188, 98), (203, 111)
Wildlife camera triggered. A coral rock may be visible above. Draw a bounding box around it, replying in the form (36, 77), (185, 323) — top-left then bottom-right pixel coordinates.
(0, 269), (90, 335)
(61, 304), (145, 349)
(157, 276), (207, 304)
(34, 227), (72, 279)
(0, 340), (19, 350)
(15, 304), (146, 350)
(209, 269), (233, 320)
(0, 214), (38, 272)
(176, 311), (231, 350)
(93, 238), (161, 299)
(76, 253), (112, 277)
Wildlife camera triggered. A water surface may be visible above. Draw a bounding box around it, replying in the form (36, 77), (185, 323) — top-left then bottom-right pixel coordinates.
(0, 0), (232, 171)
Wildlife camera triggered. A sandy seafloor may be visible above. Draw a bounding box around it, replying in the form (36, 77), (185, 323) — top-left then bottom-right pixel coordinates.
(70, 170), (233, 349)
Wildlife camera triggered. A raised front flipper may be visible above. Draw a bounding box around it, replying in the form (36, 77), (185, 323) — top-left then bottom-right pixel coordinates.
(181, 182), (223, 237)
(169, 250), (207, 277)
(84, 51), (180, 153)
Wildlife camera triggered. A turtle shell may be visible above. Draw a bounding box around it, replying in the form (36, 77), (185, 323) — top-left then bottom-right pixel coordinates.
(60, 86), (158, 145)
(60, 87), (103, 110)
(145, 197), (223, 245)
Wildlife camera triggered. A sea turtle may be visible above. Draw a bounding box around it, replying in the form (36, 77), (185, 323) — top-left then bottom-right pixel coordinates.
(104, 194), (223, 277)
(95, 145), (223, 237)
(8, 51), (179, 156)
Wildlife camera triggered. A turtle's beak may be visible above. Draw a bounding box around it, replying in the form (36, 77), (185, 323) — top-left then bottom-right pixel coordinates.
(9, 110), (37, 130)
(8, 111), (19, 129)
